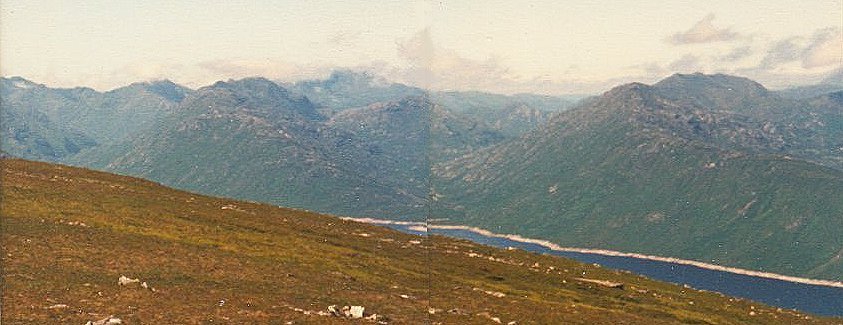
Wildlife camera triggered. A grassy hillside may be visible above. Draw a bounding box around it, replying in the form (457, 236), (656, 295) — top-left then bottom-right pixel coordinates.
(2, 159), (838, 324)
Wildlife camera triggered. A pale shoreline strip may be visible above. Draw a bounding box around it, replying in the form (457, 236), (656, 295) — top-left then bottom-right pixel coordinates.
(341, 217), (843, 289)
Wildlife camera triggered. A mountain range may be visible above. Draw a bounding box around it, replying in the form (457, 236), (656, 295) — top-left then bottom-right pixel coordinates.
(0, 76), (188, 161)
(2, 71), (568, 220)
(2, 71), (843, 281)
(433, 73), (843, 280)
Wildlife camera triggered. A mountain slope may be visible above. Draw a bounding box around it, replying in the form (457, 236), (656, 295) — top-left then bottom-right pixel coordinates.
(289, 70), (426, 115)
(0, 77), (189, 162)
(431, 90), (573, 137)
(292, 70), (571, 138)
(433, 76), (843, 281)
(328, 95), (506, 163)
(777, 68), (843, 99)
(2, 158), (838, 324)
(74, 78), (524, 220)
(77, 78), (429, 220)
(649, 73), (843, 170)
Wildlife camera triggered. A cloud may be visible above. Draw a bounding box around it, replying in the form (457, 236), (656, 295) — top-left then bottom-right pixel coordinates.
(803, 28), (843, 68)
(385, 28), (514, 92)
(757, 37), (802, 69)
(668, 14), (739, 45)
(752, 27), (842, 71)
(343, 29), (621, 95)
(720, 46), (754, 61)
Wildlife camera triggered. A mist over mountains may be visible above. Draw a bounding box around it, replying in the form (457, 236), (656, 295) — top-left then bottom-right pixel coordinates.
(3, 70), (842, 280)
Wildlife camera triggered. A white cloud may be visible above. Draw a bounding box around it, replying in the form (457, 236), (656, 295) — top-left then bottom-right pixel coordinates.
(758, 37), (802, 70)
(720, 46), (754, 61)
(378, 28), (638, 95)
(16, 25), (839, 95)
(751, 27), (842, 72)
(388, 28), (512, 92)
(668, 14), (739, 45)
(803, 28), (843, 68)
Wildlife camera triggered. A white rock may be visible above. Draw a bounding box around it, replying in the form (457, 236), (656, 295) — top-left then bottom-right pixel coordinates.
(118, 275), (139, 286)
(85, 316), (122, 325)
(349, 305), (365, 318)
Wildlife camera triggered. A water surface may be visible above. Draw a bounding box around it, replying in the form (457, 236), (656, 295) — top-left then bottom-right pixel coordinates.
(377, 222), (843, 317)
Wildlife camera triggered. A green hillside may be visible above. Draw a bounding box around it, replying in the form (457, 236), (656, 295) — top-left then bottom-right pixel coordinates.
(434, 80), (843, 281)
(0, 77), (188, 162)
(3, 158), (839, 324)
(3, 74), (569, 220)
(76, 78), (429, 220)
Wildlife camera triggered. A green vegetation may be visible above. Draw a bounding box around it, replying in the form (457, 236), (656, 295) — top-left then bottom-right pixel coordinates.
(433, 77), (843, 281)
(2, 74), (566, 221)
(0, 77), (187, 161)
(75, 77), (430, 220)
(5, 72), (843, 283)
(2, 158), (839, 324)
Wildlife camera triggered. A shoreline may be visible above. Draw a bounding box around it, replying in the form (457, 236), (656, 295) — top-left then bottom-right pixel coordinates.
(342, 217), (843, 289)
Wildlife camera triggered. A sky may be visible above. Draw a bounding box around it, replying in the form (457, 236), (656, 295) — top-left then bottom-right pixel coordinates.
(1, 0), (842, 95)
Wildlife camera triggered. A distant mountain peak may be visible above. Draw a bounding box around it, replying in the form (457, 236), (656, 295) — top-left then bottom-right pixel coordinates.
(608, 82), (651, 93)
(321, 69), (400, 89)
(145, 79), (180, 88)
(650, 73), (774, 111)
(201, 77), (292, 99)
(2, 76), (41, 90)
(654, 73), (768, 93)
(357, 95), (432, 115)
(144, 80), (190, 102)
(600, 82), (656, 105)
(822, 68), (843, 85)
(191, 77), (322, 120)
(209, 76), (281, 90)
(115, 79), (191, 102)
(327, 69), (375, 82)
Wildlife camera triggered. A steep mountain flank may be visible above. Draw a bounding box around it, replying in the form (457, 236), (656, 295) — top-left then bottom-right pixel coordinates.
(434, 75), (843, 281)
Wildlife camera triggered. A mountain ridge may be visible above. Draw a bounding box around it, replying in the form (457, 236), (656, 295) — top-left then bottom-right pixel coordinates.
(433, 73), (843, 281)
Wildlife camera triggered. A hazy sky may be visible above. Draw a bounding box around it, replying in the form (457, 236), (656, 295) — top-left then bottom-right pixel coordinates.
(2, 0), (841, 94)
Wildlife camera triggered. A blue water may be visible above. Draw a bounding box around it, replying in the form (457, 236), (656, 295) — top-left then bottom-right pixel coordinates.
(385, 224), (843, 317)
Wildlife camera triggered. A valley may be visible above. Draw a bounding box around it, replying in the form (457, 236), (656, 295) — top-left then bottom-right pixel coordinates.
(2, 158), (840, 324)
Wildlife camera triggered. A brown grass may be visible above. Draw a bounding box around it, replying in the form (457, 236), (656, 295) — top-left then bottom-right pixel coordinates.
(1, 159), (840, 324)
